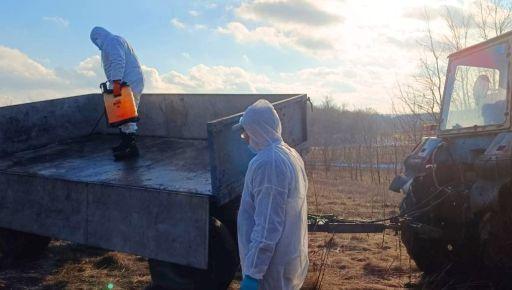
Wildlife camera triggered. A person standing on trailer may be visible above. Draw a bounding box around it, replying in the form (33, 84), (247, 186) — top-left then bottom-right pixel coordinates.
(90, 26), (144, 160)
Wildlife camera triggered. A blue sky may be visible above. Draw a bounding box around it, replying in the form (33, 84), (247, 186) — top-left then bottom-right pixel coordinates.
(0, 0), (493, 111)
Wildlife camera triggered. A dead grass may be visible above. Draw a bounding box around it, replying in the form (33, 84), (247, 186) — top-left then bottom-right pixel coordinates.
(0, 241), (151, 289)
(303, 166), (422, 289)
(0, 166), (422, 289)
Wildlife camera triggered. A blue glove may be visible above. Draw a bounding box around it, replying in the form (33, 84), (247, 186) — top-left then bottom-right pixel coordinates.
(240, 275), (259, 290)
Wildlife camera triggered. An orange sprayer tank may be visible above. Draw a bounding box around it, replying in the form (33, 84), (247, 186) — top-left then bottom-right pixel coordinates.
(101, 82), (139, 127)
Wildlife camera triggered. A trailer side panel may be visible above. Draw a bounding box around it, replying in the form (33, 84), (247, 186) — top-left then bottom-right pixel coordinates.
(0, 173), (209, 269)
(208, 94), (309, 204)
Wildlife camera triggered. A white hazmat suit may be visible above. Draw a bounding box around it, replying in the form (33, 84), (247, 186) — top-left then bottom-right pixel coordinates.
(90, 26), (144, 133)
(237, 99), (309, 290)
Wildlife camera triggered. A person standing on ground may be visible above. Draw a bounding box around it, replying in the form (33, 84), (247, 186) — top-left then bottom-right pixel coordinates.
(90, 26), (144, 160)
(233, 99), (309, 290)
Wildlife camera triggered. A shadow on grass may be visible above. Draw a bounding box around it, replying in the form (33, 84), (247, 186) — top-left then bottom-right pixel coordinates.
(0, 241), (108, 289)
(406, 266), (512, 289)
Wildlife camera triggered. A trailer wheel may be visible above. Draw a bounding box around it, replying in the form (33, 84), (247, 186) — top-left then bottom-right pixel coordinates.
(0, 228), (51, 266)
(148, 217), (238, 290)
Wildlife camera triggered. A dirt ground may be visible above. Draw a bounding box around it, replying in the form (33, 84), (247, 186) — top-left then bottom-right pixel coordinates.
(0, 167), (423, 290)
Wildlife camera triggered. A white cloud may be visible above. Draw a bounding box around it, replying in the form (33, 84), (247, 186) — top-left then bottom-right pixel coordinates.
(189, 10), (200, 17)
(42, 16), (69, 27)
(194, 24), (207, 30)
(0, 44), (401, 111)
(0, 46), (270, 104)
(214, 0), (511, 111)
(162, 64), (270, 93)
(141, 65), (184, 93)
(237, 0), (343, 26)
(218, 22), (288, 48)
(0, 46), (65, 104)
(217, 21), (338, 58)
(146, 64), (387, 109)
(217, 0), (344, 58)
(0, 46), (81, 104)
(7, 0), (508, 113)
(170, 18), (186, 29)
(0, 46), (57, 80)
(76, 55), (102, 78)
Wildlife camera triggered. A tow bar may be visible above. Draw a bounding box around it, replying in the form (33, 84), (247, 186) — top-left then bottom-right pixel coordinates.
(308, 214), (444, 238)
(308, 214), (400, 234)
(308, 214), (400, 233)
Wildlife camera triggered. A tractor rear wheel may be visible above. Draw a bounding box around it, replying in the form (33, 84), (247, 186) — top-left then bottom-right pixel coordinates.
(479, 184), (512, 271)
(400, 179), (453, 274)
(401, 226), (454, 273)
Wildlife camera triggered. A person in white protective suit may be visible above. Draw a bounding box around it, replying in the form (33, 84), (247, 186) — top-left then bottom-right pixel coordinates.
(90, 26), (144, 160)
(233, 99), (309, 290)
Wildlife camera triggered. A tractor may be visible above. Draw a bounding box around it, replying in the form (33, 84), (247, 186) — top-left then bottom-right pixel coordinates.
(390, 30), (512, 274)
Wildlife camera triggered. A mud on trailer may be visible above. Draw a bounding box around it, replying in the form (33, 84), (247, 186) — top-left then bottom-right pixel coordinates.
(0, 93), (309, 288)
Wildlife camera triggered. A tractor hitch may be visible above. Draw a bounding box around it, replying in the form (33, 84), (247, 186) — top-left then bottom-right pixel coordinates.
(308, 214), (401, 234)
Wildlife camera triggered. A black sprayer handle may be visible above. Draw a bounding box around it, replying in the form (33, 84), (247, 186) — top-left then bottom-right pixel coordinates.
(100, 82), (113, 94)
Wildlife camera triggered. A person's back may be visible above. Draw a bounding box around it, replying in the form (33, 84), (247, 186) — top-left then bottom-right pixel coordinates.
(482, 100), (507, 125)
(256, 144), (308, 290)
(101, 34), (144, 96)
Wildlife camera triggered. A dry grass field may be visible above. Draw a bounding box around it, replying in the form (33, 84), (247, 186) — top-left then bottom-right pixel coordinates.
(0, 165), (423, 290)
(301, 166), (421, 290)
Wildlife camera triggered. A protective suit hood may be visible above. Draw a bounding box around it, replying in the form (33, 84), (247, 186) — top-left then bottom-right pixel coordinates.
(240, 99), (283, 152)
(90, 26), (113, 50)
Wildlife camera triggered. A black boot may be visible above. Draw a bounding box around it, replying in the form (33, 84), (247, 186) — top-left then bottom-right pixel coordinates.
(113, 132), (139, 161)
(113, 131), (131, 152)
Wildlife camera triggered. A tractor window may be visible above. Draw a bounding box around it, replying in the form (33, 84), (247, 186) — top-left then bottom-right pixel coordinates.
(442, 43), (509, 130)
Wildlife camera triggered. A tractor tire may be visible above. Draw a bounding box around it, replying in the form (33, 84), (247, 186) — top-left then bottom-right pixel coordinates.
(399, 178), (457, 274)
(0, 228), (51, 266)
(148, 217), (238, 290)
(401, 226), (453, 274)
(480, 185), (512, 271)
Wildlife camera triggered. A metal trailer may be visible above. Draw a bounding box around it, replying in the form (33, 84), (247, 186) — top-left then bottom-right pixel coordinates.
(0, 93), (309, 288)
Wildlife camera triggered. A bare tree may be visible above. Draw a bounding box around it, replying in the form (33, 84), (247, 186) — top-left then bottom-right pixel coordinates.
(394, 9), (448, 125)
(443, 6), (471, 52)
(476, 0), (512, 39)
(391, 97), (423, 143)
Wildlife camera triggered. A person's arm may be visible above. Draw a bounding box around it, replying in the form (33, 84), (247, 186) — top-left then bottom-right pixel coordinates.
(104, 37), (126, 84)
(243, 162), (289, 280)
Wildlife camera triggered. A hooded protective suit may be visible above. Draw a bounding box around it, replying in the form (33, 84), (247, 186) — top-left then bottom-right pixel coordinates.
(237, 99), (309, 290)
(90, 27), (144, 133)
(90, 26), (144, 96)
